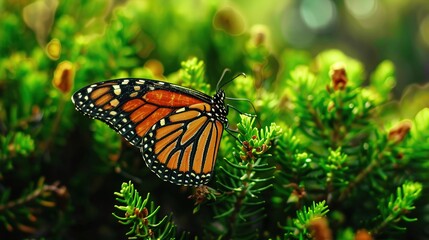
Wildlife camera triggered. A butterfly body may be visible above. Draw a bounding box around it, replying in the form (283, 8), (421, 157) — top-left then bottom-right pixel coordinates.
(72, 78), (228, 186)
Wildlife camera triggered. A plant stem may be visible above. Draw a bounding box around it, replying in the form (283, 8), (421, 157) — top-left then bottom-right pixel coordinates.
(41, 94), (67, 153)
(227, 153), (254, 238)
(339, 159), (378, 201)
(339, 143), (390, 201)
(370, 213), (395, 236)
(0, 182), (63, 211)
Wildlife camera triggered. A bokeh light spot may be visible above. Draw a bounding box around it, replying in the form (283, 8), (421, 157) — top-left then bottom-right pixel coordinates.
(299, 0), (336, 30)
(419, 15), (429, 47)
(281, 6), (315, 47)
(213, 6), (246, 35)
(345, 0), (378, 19)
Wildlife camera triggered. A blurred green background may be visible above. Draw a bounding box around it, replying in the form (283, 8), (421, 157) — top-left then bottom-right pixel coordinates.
(1, 0), (429, 239)
(3, 0), (429, 89)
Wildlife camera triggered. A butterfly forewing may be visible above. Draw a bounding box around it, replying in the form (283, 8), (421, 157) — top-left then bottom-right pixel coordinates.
(72, 79), (210, 146)
(71, 78), (228, 186)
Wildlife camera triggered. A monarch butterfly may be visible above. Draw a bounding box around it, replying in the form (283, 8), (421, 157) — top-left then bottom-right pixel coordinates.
(71, 73), (241, 186)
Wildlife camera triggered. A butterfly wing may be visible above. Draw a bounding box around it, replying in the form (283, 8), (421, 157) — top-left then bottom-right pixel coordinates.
(71, 78), (226, 186)
(142, 103), (224, 186)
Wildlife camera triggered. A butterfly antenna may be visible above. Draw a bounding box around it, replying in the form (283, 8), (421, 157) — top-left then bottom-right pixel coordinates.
(226, 100), (261, 127)
(226, 98), (258, 116)
(217, 71), (246, 91)
(226, 104), (256, 117)
(225, 126), (243, 144)
(216, 68), (231, 91)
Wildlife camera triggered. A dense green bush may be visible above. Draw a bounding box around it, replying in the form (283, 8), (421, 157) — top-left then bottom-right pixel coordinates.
(1, 0), (429, 239)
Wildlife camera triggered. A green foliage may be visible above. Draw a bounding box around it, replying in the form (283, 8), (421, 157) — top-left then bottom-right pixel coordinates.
(178, 58), (211, 94)
(286, 58), (373, 150)
(203, 116), (281, 239)
(91, 120), (122, 167)
(269, 50), (428, 239)
(282, 201), (330, 239)
(0, 178), (67, 235)
(372, 181), (422, 234)
(369, 60), (396, 104)
(113, 181), (177, 239)
(0, 132), (34, 170)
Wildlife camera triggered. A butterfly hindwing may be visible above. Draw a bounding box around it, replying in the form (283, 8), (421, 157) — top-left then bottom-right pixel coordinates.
(141, 103), (224, 186)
